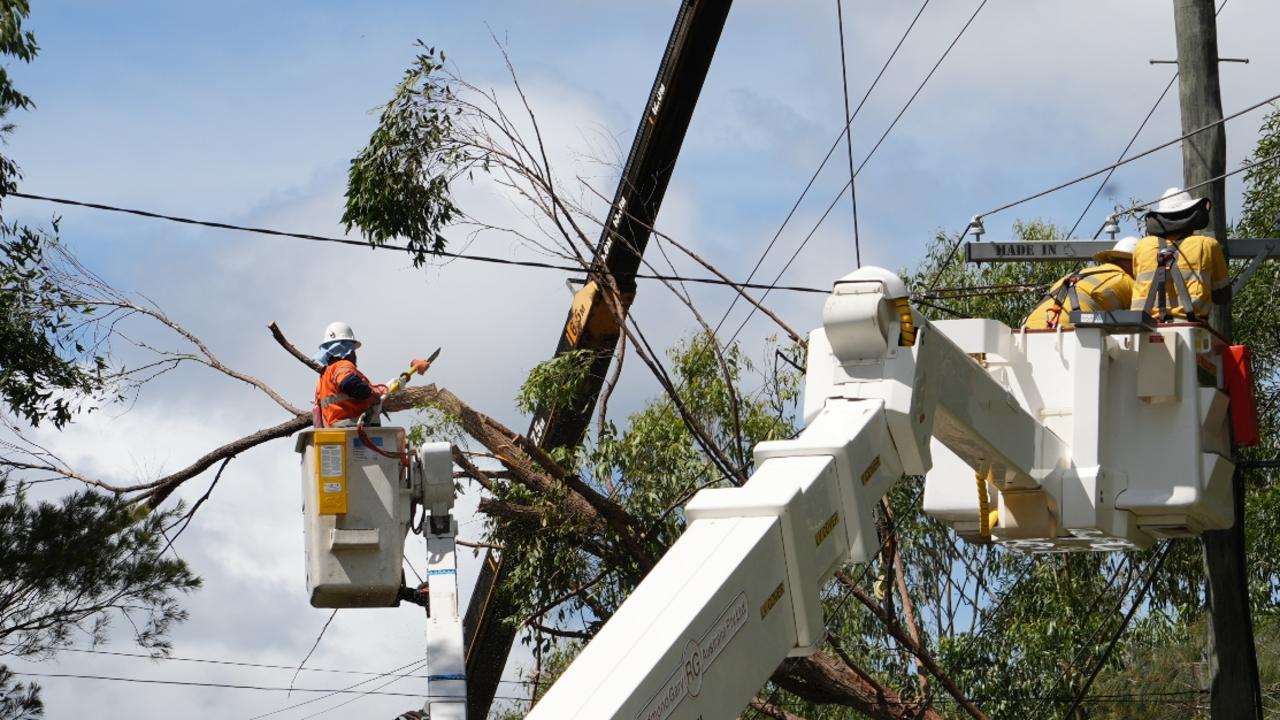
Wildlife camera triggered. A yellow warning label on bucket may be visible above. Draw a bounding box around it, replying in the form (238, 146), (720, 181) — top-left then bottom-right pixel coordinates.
(319, 445), (343, 478)
(313, 430), (349, 515)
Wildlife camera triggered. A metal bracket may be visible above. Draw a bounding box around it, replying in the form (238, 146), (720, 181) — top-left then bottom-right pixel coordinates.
(966, 238), (1280, 264)
(1232, 241), (1277, 295)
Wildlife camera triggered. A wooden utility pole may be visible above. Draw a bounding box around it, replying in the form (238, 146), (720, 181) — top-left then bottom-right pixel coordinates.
(1173, 1), (1263, 717)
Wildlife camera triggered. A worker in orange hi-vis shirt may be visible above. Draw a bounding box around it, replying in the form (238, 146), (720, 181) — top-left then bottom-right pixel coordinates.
(311, 321), (430, 428)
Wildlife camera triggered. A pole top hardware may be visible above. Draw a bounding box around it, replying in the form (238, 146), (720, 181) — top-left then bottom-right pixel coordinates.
(1103, 214), (1121, 239)
(1150, 57), (1248, 64)
(967, 215), (985, 242)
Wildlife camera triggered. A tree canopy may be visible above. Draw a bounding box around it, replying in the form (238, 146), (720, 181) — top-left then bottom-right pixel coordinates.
(0, 3), (201, 716)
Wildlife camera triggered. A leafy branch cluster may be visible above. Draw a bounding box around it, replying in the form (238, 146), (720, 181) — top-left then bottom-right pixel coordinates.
(343, 43), (464, 263)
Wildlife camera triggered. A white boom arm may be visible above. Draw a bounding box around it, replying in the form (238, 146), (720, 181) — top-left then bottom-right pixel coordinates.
(416, 442), (468, 719)
(526, 267), (1069, 720)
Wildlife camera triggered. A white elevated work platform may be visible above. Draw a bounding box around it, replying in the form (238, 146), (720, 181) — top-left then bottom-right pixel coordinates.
(921, 319), (1233, 550)
(296, 430), (468, 718)
(296, 426), (412, 608)
(527, 265), (1237, 720)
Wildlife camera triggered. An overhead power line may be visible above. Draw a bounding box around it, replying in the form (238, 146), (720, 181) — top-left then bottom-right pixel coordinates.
(7, 670), (428, 698)
(1069, 0), (1231, 240)
(923, 89), (1280, 294)
(2, 191), (828, 295)
(1118, 149), (1280, 214)
(727, 0), (990, 345)
(712, 0), (933, 336)
(976, 91), (1280, 220)
(835, 0), (863, 268)
(1059, 545), (1174, 718)
(61, 647), (427, 679)
(1069, 72), (1180, 240)
(244, 659), (430, 720)
(60, 646), (536, 685)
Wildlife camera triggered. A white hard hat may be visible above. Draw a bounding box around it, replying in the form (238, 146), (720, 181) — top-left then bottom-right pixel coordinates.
(321, 321), (361, 349)
(1094, 236), (1139, 262)
(1151, 187), (1209, 215)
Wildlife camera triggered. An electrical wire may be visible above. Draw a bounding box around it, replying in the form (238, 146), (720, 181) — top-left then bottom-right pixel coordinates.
(711, 0), (933, 336)
(2, 190), (829, 295)
(1059, 545), (1174, 718)
(835, 0), (862, 269)
(1069, 0), (1231, 241)
(299, 665), (424, 719)
(927, 166), (1276, 307)
(289, 610), (337, 696)
(59, 647), (429, 679)
(8, 669), (534, 705)
(246, 658), (429, 720)
(59, 646), (537, 685)
(726, 0), (990, 347)
(977, 92), (1280, 219)
(7, 670), (430, 698)
(1115, 149), (1280, 215)
(923, 89), (1280, 294)
(1069, 72), (1179, 240)
(1021, 549), (1165, 717)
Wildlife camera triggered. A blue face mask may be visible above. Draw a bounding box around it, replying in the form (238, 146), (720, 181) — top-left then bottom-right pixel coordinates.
(315, 339), (357, 364)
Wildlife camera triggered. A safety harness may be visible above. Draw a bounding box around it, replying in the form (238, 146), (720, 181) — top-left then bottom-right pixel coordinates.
(1040, 267), (1114, 329)
(1141, 236), (1198, 322)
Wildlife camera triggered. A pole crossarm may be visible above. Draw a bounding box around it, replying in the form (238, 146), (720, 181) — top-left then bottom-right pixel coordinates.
(965, 237), (1280, 263)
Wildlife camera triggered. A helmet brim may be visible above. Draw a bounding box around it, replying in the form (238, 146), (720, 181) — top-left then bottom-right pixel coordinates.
(1093, 250), (1133, 262)
(1150, 196), (1211, 217)
(319, 339), (362, 351)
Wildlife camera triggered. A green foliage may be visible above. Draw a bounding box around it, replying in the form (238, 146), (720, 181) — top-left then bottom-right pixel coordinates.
(0, 479), (200, 718)
(515, 349), (595, 416)
(0, 665), (41, 720)
(903, 219), (1073, 326)
(408, 404), (466, 447)
(342, 42), (463, 266)
(1231, 105), (1280, 615)
(0, 222), (108, 428)
(0, 0), (105, 429)
(489, 642), (581, 720)
(0, 480), (201, 657)
(491, 333), (802, 636)
(0, 6), (199, 715)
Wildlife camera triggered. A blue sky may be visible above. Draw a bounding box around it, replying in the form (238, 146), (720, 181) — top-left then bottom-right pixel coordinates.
(5, 1), (1279, 717)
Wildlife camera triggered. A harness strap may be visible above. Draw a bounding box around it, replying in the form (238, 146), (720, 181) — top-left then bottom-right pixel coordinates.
(1042, 267), (1113, 328)
(1144, 237), (1197, 321)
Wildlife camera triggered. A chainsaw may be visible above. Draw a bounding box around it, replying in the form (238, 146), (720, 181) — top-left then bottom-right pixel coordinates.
(385, 347), (441, 396)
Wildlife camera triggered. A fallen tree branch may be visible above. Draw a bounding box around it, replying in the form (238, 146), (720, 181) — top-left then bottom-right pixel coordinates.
(777, 652), (946, 720)
(269, 321), (323, 373)
(749, 696), (808, 720)
(836, 570), (988, 720)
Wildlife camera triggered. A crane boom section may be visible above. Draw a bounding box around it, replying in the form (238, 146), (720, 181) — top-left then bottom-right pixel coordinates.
(532, 0), (733, 450)
(465, 5), (735, 713)
(528, 267), (1071, 719)
(530, 259), (1239, 717)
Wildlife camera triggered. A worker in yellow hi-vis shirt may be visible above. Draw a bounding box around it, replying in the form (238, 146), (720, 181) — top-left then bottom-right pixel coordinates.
(1023, 237), (1137, 330)
(1130, 187), (1229, 322)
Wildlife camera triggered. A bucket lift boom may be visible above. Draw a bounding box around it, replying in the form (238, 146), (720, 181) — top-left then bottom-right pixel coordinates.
(526, 265), (1235, 719)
